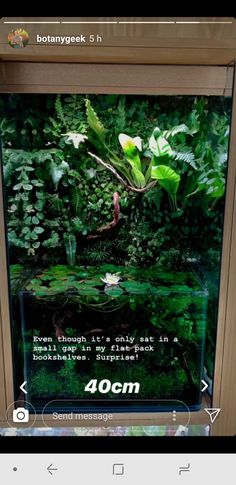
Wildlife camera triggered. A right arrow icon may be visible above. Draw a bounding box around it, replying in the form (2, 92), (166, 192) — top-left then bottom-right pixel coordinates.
(204, 408), (221, 424)
(201, 380), (208, 393)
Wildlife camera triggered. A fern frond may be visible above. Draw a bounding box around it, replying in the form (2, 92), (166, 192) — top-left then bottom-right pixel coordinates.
(173, 150), (198, 170)
(71, 188), (82, 215)
(85, 99), (106, 144)
(163, 124), (190, 139)
(55, 95), (67, 128)
(115, 96), (126, 134)
(72, 217), (84, 233)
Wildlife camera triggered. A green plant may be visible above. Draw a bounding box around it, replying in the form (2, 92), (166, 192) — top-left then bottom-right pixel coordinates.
(1, 93), (230, 270)
(151, 165), (180, 211)
(86, 100), (183, 201)
(45, 94), (87, 141)
(1, 93), (230, 414)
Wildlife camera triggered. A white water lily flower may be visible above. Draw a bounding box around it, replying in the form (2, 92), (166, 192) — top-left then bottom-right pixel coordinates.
(101, 273), (121, 286)
(62, 132), (88, 149)
(119, 133), (142, 151)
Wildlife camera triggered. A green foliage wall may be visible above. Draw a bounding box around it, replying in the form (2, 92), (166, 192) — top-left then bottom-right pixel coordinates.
(0, 94), (231, 269)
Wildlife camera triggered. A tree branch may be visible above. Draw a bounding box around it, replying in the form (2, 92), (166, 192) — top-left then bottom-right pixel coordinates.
(87, 192), (120, 239)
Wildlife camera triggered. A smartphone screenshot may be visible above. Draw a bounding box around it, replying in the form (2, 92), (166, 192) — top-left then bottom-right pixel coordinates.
(0, 15), (236, 483)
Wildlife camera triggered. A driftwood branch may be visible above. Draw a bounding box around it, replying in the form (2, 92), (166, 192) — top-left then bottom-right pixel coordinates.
(88, 151), (157, 193)
(87, 192), (120, 239)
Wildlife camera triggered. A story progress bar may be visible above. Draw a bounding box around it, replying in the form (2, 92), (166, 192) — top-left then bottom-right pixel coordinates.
(3, 21), (234, 25)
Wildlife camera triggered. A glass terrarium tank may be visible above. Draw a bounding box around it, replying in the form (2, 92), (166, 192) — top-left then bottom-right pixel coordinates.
(0, 93), (231, 414)
(18, 266), (208, 412)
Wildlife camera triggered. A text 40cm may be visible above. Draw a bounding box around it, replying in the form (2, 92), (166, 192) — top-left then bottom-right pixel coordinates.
(85, 379), (140, 394)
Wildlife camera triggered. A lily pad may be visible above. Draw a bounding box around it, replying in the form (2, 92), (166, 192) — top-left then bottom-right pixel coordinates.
(150, 286), (170, 296)
(77, 286), (100, 296)
(50, 265), (68, 271)
(33, 286), (50, 296)
(49, 280), (69, 289)
(35, 291), (48, 297)
(48, 283), (70, 292)
(104, 286), (124, 298)
(83, 278), (104, 286)
(38, 275), (54, 281)
(26, 284), (41, 292)
(75, 271), (89, 278)
(30, 278), (42, 286)
(120, 281), (151, 294)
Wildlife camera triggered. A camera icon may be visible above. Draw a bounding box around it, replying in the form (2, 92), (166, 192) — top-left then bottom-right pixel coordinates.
(13, 407), (29, 423)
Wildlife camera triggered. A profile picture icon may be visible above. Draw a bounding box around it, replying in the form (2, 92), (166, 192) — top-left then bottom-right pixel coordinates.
(8, 28), (29, 49)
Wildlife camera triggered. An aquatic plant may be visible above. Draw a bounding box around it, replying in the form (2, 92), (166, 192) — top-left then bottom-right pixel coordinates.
(100, 273), (121, 286)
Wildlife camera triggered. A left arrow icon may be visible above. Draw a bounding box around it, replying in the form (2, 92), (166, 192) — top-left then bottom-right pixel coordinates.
(47, 464), (58, 476)
(19, 381), (27, 395)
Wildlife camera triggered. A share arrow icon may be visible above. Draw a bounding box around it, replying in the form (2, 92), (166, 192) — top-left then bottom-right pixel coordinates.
(204, 408), (221, 424)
